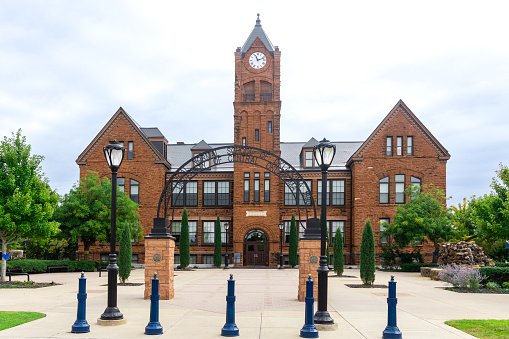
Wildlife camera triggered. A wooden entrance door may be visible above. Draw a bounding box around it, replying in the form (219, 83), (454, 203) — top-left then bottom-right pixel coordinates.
(243, 230), (268, 266)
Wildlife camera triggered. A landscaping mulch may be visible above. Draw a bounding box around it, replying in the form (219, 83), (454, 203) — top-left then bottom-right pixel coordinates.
(0, 281), (60, 289)
(100, 282), (144, 286)
(345, 284), (388, 289)
(329, 275), (357, 278)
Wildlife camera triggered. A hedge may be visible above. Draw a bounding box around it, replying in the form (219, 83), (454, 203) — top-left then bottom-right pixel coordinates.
(6, 260), (97, 273)
(478, 267), (509, 285)
(495, 262), (509, 268)
(399, 263), (439, 272)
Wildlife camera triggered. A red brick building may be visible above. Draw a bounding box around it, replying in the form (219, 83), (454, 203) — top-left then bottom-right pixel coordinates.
(76, 15), (449, 267)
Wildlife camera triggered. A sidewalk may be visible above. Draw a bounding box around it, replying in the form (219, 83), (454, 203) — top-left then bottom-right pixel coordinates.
(1, 267), (505, 338)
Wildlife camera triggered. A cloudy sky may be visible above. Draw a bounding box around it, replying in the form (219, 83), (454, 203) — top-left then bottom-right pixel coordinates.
(1, 1), (508, 207)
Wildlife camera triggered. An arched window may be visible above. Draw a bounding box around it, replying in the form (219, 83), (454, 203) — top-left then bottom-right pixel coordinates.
(260, 81), (272, 101)
(243, 81), (255, 101)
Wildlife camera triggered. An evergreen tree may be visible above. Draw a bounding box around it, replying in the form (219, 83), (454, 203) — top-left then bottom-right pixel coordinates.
(360, 219), (376, 285)
(213, 216), (222, 267)
(118, 221), (132, 283)
(333, 228), (344, 276)
(289, 214), (298, 267)
(180, 208), (190, 268)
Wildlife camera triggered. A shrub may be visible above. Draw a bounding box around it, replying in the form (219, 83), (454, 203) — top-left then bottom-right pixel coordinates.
(118, 222), (132, 283)
(289, 214), (298, 268)
(478, 267), (509, 286)
(333, 226), (344, 276)
(213, 217), (222, 267)
(6, 260), (96, 273)
(486, 282), (501, 290)
(502, 282), (509, 289)
(180, 208), (190, 269)
(439, 264), (485, 290)
(360, 219), (376, 285)
(400, 263), (439, 272)
(495, 262), (509, 267)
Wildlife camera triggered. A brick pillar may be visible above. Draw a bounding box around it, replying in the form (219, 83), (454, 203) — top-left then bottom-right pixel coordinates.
(144, 218), (175, 300)
(298, 239), (320, 301)
(298, 217), (321, 302)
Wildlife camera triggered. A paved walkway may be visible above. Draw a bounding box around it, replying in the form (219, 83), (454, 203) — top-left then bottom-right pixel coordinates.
(1, 267), (506, 338)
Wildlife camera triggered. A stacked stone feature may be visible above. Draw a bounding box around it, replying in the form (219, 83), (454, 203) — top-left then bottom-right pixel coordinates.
(440, 241), (495, 267)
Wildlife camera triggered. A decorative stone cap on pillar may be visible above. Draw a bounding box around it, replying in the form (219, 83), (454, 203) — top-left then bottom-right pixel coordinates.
(301, 218), (321, 240)
(146, 218), (175, 239)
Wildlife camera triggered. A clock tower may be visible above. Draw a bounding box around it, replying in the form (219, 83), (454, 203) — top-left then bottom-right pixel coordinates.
(234, 14), (281, 153)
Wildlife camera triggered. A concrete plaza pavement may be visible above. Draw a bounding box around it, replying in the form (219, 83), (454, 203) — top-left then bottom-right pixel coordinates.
(1, 267), (505, 338)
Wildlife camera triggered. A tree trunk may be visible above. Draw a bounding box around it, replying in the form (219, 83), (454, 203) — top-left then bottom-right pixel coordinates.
(84, 242), (90, 261)
(1, 240), (7, 282)
(432, 242), (440, 263)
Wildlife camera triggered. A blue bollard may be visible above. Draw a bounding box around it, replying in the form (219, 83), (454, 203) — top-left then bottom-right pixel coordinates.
(382, 275), (402, 339)
(145, 272), (163, 335)
(221, 274), (239, 337)
(300, 274), (319, 338)
(71, 272), (90, 333)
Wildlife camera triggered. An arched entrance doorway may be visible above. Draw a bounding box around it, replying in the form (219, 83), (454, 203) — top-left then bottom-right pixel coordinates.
(243, 230), (268, 267)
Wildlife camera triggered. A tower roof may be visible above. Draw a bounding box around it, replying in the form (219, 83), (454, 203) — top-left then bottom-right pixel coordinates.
(241, 14), (274, 57)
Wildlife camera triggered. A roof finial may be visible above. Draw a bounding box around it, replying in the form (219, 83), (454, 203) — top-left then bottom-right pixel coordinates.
(256, 13), (261, 26)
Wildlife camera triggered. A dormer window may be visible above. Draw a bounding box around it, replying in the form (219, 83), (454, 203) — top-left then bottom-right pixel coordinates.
(192, 152), (211, 169)
(305, 151), (314, 167)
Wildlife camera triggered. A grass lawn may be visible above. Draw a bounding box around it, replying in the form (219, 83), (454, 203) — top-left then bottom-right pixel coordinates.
(0, 311), (46, 331)
(446, 319), (509, 338)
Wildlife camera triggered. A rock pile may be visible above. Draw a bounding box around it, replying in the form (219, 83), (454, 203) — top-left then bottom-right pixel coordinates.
(440, 241), (495, 267)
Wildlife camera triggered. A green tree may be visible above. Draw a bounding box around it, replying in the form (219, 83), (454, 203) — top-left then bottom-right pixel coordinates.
(180, 208), (190, 268)
(213, 216), (222, 267)
(333, 228), (344, 276)
(118, 221), (132, 283)
(0, 130), (60, 282)
(53, 171), (140, 261)
(360, 219), (376, 285)
(382, 184), (453, 263)
(289, 214), (298, 267)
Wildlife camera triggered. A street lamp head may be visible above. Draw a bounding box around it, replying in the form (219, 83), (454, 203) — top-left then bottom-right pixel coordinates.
(313, 138), (336, 171)
(279, 222), (284, 230)
(104, 140), (125, 172)
(224, 222), (229, 231)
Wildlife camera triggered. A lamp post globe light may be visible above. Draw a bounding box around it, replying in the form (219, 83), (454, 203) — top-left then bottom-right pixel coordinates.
(278, 222), (284, 269)
(224, 222), (230, 269)
(313, 138), (336, 325)
(100, 140), (125, 321)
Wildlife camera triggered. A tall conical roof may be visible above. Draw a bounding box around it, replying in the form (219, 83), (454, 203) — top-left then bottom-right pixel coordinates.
(241, 14), (274, 57)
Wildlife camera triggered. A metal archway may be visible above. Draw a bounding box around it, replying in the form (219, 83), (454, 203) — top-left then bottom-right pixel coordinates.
(155, 145), (317, 229)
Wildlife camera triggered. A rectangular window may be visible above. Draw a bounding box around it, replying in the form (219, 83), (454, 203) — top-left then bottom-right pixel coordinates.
(242, 137), (246, 146)
(396, 137), (403, 156)
(386, 136), (392, 156)
(330, 221), (345, 245)
(130, 179), (139, 203)
(254, 179), (260, 202)
(305, 151), (313, 167)
(255, 129), (259, 141)
(128, 141), (133, 160)
(202, 221), (215, 244)
(118, 177), (125, 192)
(379, 219), (390, 244)
(244, 179), (250, 202)
(264, 179), (270, 202)
(407, 136), (413, 156)
(268, 121), (272, 133)
(171, 220), (197, 243)
(410, 176), (421, 200)
(318, 180), (345, 206)
(244, 172), (250, 178)
(264, 172), (270, 178)
(203, 181), (230, 206)
(285, 180), (312, 206)
(172, 181), (198, 207)
(395, 174), (405, 204)
(379, 177), (389, 204)
(254, 172), (260, 178)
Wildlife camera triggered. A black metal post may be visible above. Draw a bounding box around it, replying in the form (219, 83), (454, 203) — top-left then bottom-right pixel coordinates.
(279, 226), (284, 269)
(225, 227), (229, 269)
(100, 169), (123, 321)
(314, 168), (333, 324)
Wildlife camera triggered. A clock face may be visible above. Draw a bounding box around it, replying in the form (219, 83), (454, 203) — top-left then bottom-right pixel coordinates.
(249, 52), (266, 69)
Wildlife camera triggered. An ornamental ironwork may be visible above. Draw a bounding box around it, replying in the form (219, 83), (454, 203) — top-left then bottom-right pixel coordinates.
(156, 145), (317, 228)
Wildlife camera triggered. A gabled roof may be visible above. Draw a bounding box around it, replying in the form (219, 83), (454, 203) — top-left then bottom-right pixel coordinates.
(76, 107), (170, 168)
(302, 137), (319, 148)
(141, 127), (165, 139)
(191, 140), (212, 151)
(241, 14), (274, 57)
(346, 100), (450, 166)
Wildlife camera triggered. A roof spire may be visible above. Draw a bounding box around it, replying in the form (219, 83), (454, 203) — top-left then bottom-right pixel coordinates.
(241, 13), (274, 56)
(256, 13), (261, 26)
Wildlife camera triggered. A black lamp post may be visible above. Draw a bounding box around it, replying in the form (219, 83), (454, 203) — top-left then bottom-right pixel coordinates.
(278, 222), (284, 269)
(224, 222), (230, 269)
(100, 140), (125, 321)
(313, 138), (336, 325)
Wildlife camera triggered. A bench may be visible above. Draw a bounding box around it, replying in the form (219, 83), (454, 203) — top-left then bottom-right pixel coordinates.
(6, 268), (30, 282)
(47, 265), (69, 273)
(98, 263), (108, 277)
